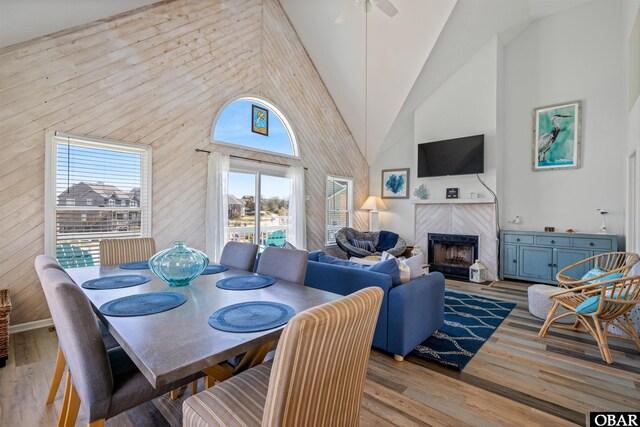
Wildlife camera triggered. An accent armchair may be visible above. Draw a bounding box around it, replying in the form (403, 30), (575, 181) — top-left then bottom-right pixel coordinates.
(556, 252), (639, 288)
(539, 276), (640, 364)
(335, 227), (407, 258)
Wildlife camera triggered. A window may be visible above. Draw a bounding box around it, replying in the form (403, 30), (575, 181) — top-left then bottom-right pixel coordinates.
(212, 97), (298, 157)
(227, 160), (291, 250)
(45, 133), (151, 268)
(326, 176), (353, 246)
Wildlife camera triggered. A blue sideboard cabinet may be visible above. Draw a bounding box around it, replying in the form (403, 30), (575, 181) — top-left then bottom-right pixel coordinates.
(499, 230), (618, 285)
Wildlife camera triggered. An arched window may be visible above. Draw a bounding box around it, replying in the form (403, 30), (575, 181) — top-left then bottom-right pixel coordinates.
(212, 97), (298, 157)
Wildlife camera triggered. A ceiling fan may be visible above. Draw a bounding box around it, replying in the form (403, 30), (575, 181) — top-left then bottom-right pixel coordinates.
(335, 0), (398, 24)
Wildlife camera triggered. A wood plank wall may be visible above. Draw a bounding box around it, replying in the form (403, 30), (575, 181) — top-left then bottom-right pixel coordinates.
(0, 0), (369, 325)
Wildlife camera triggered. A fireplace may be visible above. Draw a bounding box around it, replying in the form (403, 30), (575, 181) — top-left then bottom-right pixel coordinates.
(428, 233), (479, 280)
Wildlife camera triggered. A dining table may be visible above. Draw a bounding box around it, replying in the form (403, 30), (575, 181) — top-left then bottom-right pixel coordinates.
(65, 264), (341, 389)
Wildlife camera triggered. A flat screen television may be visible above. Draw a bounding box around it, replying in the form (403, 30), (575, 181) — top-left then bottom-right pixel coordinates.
(417, 134), (484, 177)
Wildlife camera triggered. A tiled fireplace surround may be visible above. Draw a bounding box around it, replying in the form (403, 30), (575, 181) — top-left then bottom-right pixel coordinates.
(413, 199), (498, 281)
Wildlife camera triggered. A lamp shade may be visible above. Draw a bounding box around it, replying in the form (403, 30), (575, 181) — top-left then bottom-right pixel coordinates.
(360, 196), (387, 211)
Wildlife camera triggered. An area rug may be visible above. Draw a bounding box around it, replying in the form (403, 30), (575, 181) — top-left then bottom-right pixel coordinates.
(412, 290), (516, 370)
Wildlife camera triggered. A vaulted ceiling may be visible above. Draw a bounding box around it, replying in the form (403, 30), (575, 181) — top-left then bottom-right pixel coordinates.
(279, 0), (456, 161)
(279, 0), (592, 164)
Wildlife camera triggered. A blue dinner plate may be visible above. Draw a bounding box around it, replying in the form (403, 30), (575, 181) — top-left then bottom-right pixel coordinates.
(208, 301), (295, 332)
(119, 261), (150, 270)
(216, 275), (276, 290)
(82, 274), (151, 290)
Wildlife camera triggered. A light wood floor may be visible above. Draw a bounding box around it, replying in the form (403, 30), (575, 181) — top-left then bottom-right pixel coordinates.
(1, 281), (639, 426)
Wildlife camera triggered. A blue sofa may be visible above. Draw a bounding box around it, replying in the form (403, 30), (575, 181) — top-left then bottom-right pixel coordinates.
(304, 259), (445, 360)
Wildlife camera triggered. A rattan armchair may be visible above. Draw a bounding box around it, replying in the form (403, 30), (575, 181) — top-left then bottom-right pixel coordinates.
(556, 252), (639, 288)
(538, 276), (640, 364)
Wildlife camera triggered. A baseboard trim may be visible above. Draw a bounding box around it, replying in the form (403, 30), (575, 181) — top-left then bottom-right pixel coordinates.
(9, 318), (54, 334)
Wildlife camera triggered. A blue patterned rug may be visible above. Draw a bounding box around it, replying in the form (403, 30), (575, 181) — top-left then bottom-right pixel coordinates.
(412, 290), (516, 370)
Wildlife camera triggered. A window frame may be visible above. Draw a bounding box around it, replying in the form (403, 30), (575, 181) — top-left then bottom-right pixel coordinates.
(211, 95), (299, 159)
(44, 132), (153, 261)
(325, 175), (354, 247)
(228, 158), (291, 249)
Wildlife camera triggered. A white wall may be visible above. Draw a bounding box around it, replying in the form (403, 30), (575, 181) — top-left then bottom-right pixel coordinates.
(413, 38), (499, 201)
(501, 0), (627, 236)
(0, 0), (158, 48)
(624, 0), (640, 257)
(370, 37), (500, 242)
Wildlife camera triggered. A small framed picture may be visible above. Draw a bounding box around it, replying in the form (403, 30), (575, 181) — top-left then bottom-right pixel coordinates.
(251, 104), (269, 136)
(381, 168), (410, 199)
(446, 188), (459, 199)
(533, 100), (581, 171)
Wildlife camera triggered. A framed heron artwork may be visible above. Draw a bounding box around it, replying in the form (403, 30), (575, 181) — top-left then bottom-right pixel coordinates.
(381, 168), (410, 199)
(532, 100), (581, 171)
(251, 104), (269, 136)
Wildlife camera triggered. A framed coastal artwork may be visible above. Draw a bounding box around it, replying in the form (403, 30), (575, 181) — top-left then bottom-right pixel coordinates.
(252, 104), (269, 136)
(381, 168), (410, 199)
(532, 100), (581, 171)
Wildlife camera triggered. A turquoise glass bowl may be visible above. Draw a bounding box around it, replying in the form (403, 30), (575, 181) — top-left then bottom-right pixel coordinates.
(149, 241), (209, 286)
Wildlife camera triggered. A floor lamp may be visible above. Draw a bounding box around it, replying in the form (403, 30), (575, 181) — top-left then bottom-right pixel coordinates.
(361, 196), (387, 232)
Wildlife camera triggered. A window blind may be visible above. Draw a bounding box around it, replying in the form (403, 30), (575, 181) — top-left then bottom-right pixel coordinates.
(326, 176), (353, 245)
(49, 134), (151, 268)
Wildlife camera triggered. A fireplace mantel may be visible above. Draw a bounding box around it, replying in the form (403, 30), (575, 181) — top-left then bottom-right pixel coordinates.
(414, 200), (498, 280)
(411, 198), (494, 205)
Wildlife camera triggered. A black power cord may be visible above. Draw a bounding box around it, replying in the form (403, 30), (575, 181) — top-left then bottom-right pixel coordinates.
(476, 174), (501, 279)
(476, 173), (500, 236)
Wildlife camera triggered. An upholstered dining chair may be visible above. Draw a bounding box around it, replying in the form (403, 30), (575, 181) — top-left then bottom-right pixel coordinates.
(539, 276), (640, 364)
(556, 252), (639, 288)
(220, 241), (259, 271)
(256, 246), (308, 285)
(183, 287), (384, 427)
(40, 267), (203, 427)
(201, 246), (309, 388)
(35, 255), (118, 407)
(99, 237), (157, 265)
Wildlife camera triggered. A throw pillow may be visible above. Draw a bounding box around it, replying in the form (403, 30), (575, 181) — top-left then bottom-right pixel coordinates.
(308, 250), (324, 262)
(576, 290), (627, 314)
(404, 254), (423, 280)
(380, 251), (410, 283)
(580, 267), (623, 284)
(318, 254), (366, 269)
(375, 230), (399, 252)
(369, 259), (402, 286)
(351, 239), (376, 253)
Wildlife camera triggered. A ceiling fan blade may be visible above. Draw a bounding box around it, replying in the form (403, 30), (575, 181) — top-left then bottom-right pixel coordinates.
(375, 0), (398, 17)
(335, 4), (354, 24)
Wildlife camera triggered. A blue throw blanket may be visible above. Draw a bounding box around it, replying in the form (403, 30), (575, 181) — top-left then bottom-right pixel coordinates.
(376, 231), (399, 252)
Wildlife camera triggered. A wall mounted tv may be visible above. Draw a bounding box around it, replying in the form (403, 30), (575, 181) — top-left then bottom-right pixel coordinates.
(417, 134), (484, 177)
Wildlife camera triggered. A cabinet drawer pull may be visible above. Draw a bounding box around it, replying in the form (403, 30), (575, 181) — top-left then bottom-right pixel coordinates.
(547, 263), (552, 267)
(512, 259), (517, 263)
(590, 242), (595, 246)
(516, 238), (520, 242)
(553, 264), (558, 267)
(550, 240), (556, 244)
